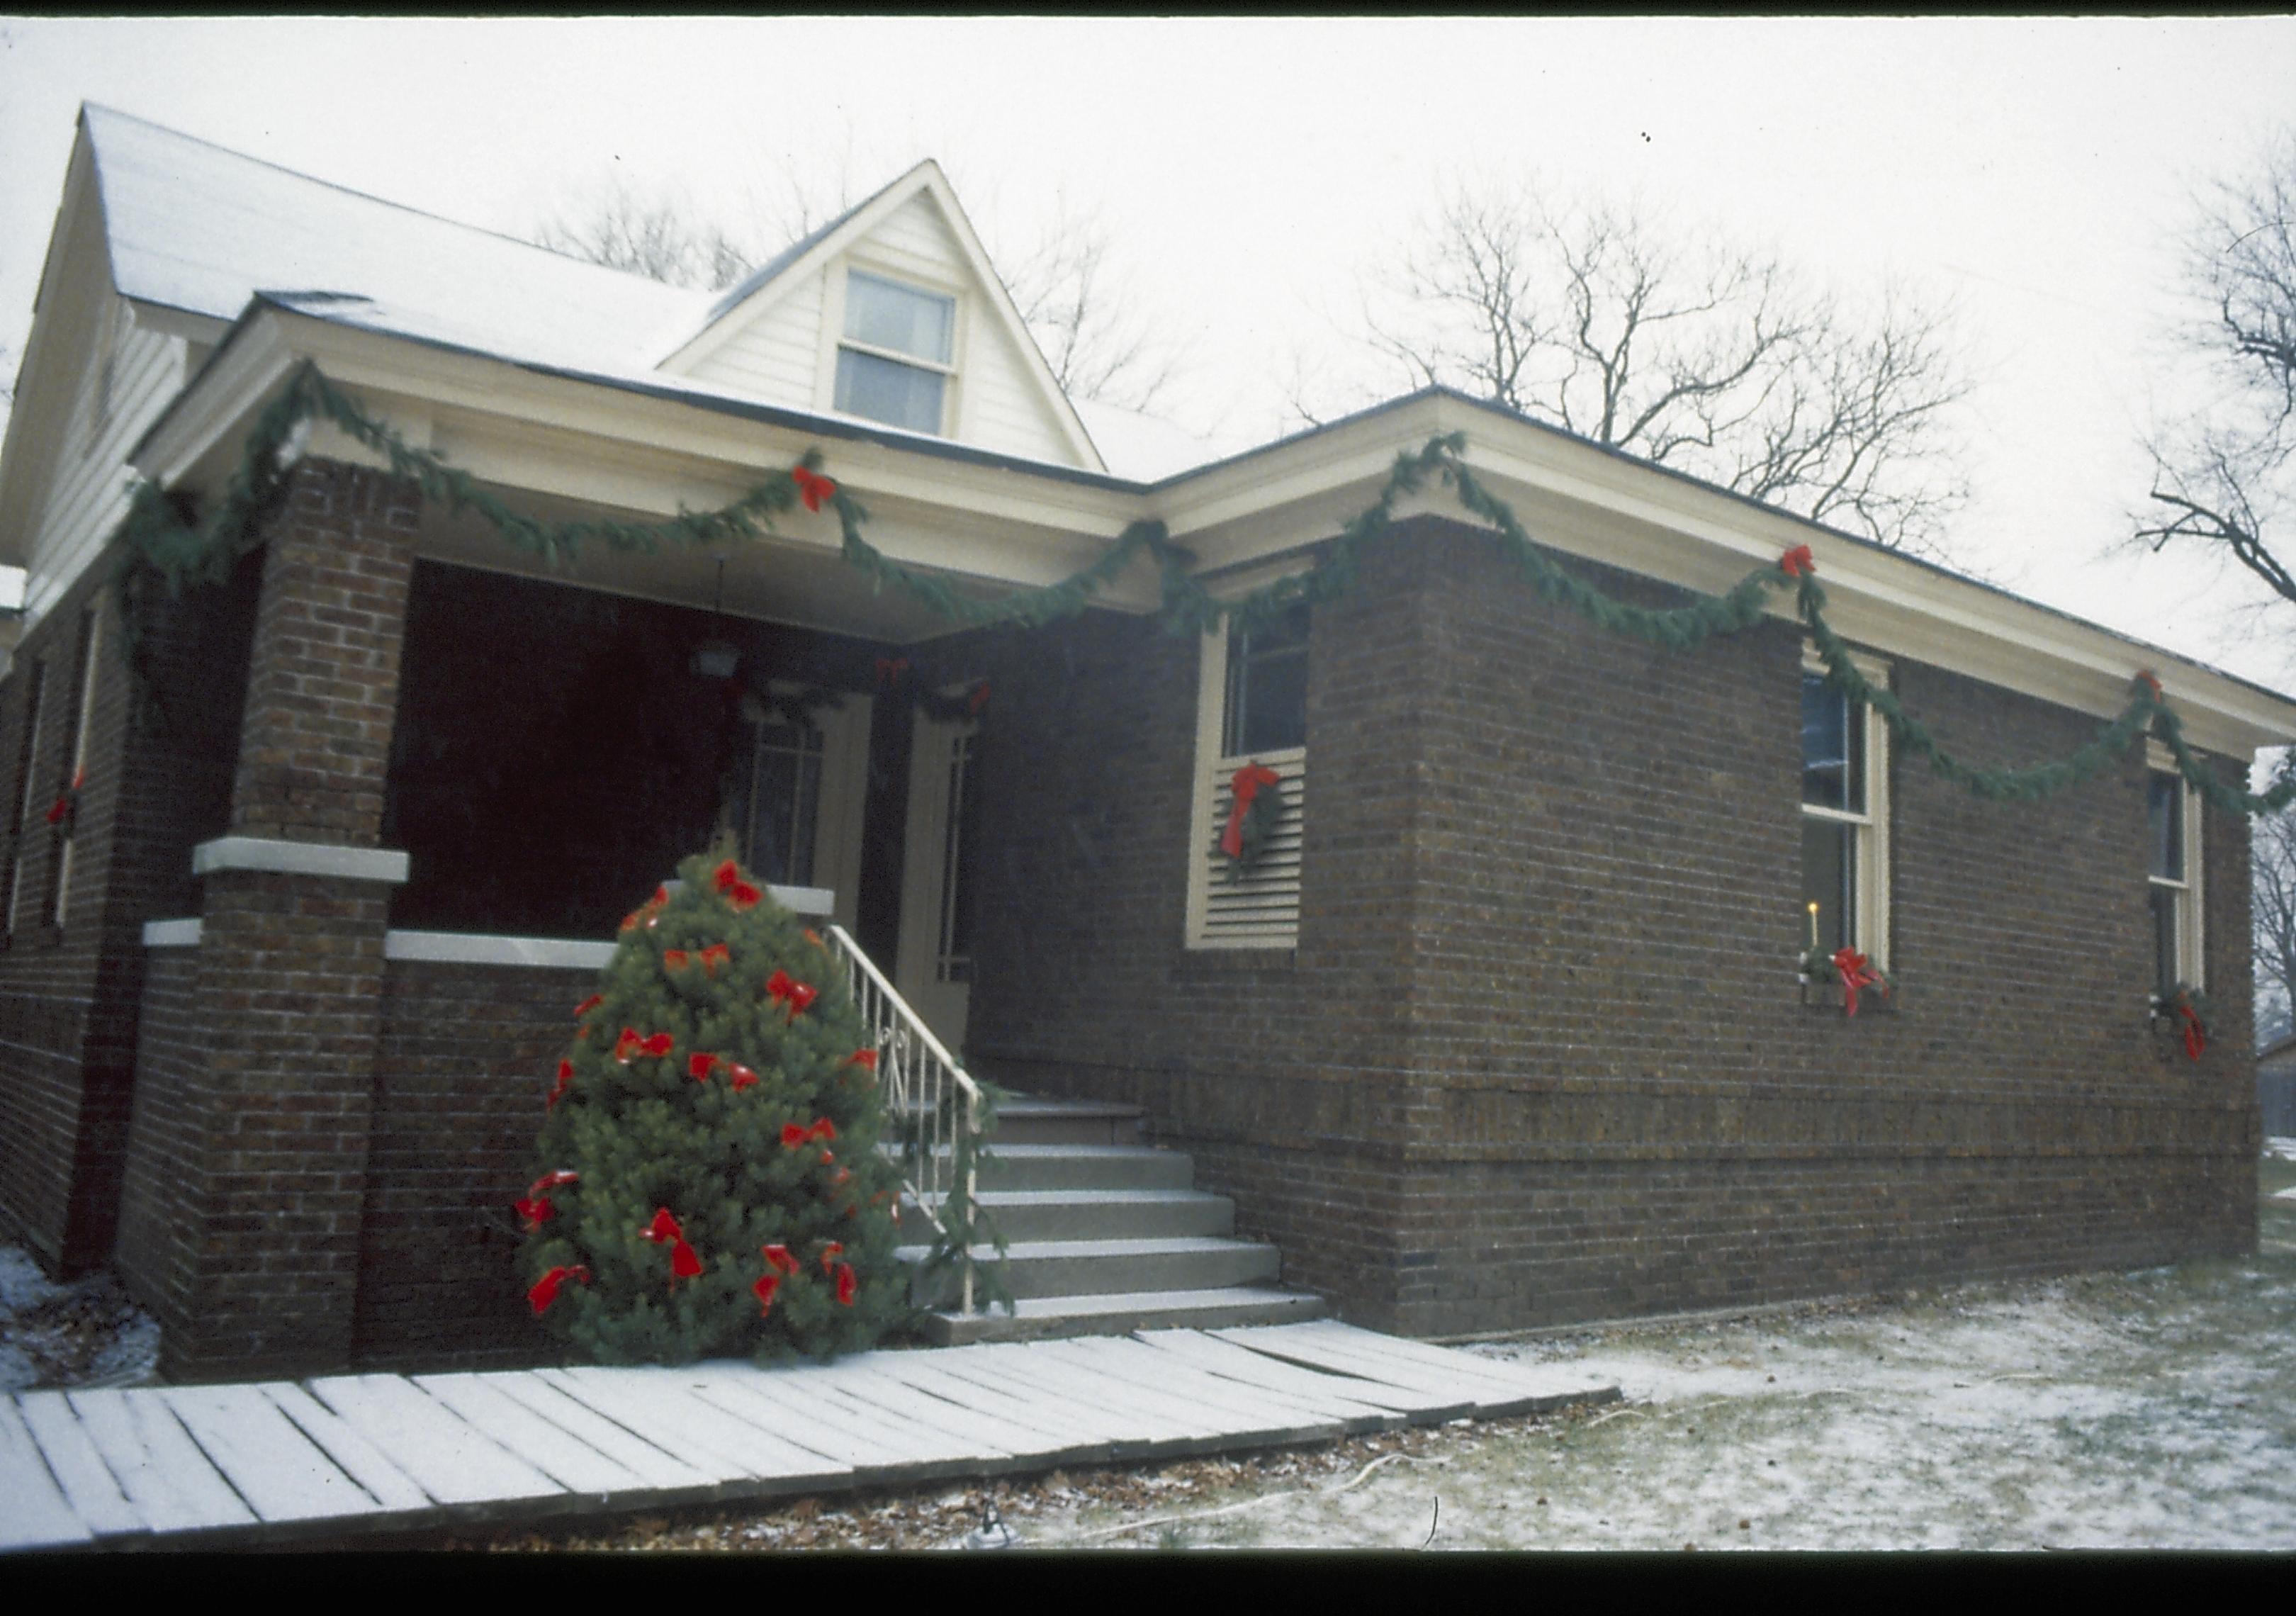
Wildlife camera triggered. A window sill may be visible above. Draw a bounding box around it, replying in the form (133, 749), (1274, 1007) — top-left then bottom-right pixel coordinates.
(1795, 975), (1898, 1015)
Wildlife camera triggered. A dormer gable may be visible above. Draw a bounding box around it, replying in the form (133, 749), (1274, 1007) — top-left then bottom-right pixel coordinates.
(657, 161), (1105, 473)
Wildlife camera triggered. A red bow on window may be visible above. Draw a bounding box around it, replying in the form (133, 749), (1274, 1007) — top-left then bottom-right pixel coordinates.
(1221, 764), (1282, 860)
(766, 970), (818, 1019)
(45, 765), (85, 826)
(527, 1264), (590, 1316)
(792, 466), (838, 512)
(642, 1208), (704, 1281)
(1831, 947), (1886, 1016)
(2173, 998), (2207, 1061)
(1780, 545), (1815, 578)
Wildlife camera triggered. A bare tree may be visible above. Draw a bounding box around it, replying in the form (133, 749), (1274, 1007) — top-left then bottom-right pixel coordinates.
(532, 169), (1187, 413)
(2256, 804), (2296, 1043)
(996, 190), (1181, 415)
(2136, 130), (2296, 610)
(533, 175), (760, 293)
(1329, 181), (1971, 556)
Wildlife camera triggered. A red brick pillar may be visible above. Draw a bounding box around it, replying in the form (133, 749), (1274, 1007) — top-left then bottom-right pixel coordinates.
(162, 459), (419, 1380)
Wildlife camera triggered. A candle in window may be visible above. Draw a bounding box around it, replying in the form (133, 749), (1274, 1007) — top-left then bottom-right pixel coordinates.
(1806, 901), (1820, 953)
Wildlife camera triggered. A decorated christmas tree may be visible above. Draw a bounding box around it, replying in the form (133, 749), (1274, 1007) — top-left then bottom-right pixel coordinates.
(517, 850), (910, 1364)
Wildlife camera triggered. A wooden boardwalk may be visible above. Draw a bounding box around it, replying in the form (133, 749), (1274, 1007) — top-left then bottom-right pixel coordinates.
(1, 1320), (1615, 1551)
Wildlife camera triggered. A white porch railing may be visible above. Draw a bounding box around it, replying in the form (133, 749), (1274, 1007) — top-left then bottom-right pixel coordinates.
(824, 923), (986, 1315)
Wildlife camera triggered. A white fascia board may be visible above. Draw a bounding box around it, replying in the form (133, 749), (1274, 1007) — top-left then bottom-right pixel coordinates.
(122, 299), (230, 344)
(137, 310), (1149, 544)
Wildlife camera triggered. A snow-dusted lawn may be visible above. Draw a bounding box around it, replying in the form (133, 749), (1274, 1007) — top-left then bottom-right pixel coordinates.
(1011, 1157), (2296, 1551)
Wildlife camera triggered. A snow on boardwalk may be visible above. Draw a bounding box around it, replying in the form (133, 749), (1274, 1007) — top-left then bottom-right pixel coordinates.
(0, 1322), (1614, 1550)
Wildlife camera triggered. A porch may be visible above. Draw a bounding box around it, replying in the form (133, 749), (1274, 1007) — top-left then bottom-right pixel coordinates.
(0, 1320), (1616, 1551)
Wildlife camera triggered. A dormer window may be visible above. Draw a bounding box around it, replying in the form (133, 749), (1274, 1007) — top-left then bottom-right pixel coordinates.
(834, 270), (955, 434)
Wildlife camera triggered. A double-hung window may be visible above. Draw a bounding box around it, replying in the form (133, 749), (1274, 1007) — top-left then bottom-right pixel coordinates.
(833, 270), (956, 435)
(1186, 605), (1310, 948)
(1799, 650), (1890, 969)
(2146, 748), (2203, 997)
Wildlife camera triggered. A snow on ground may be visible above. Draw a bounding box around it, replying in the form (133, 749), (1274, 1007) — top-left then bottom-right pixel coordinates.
(1008, 1194), (2296, 1549)
(0, 1245), (159, 1393)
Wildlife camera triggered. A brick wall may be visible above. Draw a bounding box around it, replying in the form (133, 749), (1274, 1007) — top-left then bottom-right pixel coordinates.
(959, 516), (2262, 1335)
(0, 537), (258, 1274)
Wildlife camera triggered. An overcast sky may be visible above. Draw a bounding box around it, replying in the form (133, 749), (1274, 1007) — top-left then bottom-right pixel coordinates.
(4, 15), (2296, 692)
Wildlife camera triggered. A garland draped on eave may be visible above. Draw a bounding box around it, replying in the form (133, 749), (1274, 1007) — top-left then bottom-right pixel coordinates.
(106, 359), (2296, 817)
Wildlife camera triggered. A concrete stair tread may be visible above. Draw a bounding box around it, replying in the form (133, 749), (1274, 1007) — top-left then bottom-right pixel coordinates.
(896, 1235), (1273, 1262)
(919, 1287), (1327, 1345)
(991, 1097), (1145, 1119)
(935, 1189), (1229, 1208)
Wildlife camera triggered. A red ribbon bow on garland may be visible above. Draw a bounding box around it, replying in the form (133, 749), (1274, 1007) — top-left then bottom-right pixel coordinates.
(527, 1264), (590, 1316)
(1780, 544), (1816, 578)
(792, 466), (838, 512)
(1831, 947), (1888, 1016)
(2137, 669), (2164, 702)
(1220, 763), (1283, 863)
(766, 970), (818, 1019)
(642, 1208), (704, 1281)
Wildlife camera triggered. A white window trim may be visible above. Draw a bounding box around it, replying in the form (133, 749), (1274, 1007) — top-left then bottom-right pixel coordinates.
(2145, 739), (2205, 994)
(817, 261), (967, 438)
(740, 683), (873, 934)
(1802, 645), (1891, 972)
(1185, 617), (1305, 950)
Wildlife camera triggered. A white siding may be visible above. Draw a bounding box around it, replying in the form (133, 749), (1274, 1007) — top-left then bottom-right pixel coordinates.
(23, 303), (185, 627)
(685, 190), (1085, 468)
(685, 266), (828, 410)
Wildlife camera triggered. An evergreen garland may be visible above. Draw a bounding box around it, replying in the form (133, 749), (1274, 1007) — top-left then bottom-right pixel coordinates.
(106, 359), (2296, 818)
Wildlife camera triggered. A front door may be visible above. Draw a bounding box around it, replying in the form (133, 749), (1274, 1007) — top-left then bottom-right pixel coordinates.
(896, 709), (978, 1051)
(733, 685), (872, 932)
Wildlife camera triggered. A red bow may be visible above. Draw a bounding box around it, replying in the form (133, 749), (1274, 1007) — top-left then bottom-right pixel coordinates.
(1831, 947), (1886, 1016)
(766, 970), (818, 1018)
(761, 1243), (801, 1277)
(642, 1208), (703, 1281)
(1780, 544), (1815, 578)
(782, 1116), (838, 1148)
(527, 1264), (590, 1316)
(700, 943), (730, 974)
(574, 994), (602, 1021)
(728, 1063), (759, 1091)
(548, 1057), (574, 1109)
(2173, 998), (2206, 1060)
(752, 1273), (781, 1315)
(804, 928), (826, 950)
(664, 949), (690, 972)
(615, 1028), (673, 1063)
(688, 1051), (721, 1082)
(45, 765), (85, 826)
(874, 657), (911, 685)
(792, 466), (838, 512)
(713, 858), (762, 911)
(845, 1049), (878, 1070)
(514, 1170), (579, 1233)
(1221, 763), (1281, 860)
(835, 1264), (857, 1306)
(818, 1241), (845, 1276)
(2137, 669), (2163, 701)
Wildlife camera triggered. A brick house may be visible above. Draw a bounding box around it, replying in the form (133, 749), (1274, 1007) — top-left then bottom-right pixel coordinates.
(1, 105), (2287, 1381)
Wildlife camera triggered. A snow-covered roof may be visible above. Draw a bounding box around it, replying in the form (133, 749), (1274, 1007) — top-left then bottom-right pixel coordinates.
(1071, 398), (1225, 482)
(84, 104), (712, 372)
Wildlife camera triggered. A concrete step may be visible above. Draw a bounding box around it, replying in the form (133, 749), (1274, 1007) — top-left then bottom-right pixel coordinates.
(897, 1188), (1235, 1245)
(947, 1143), (1196, 1193)
(984, 1096), (1146, 1148)
(918, 1285), (1329, 1346)
(898, 1235), (1281, 1307)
